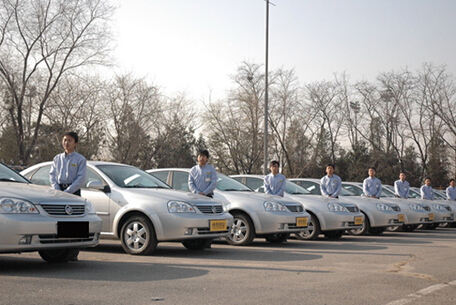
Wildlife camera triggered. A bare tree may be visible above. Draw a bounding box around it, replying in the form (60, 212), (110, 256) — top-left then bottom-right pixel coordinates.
(202, 62), (264, 174)
(0, 0), (114, 164)
(105, 74), (162, 168)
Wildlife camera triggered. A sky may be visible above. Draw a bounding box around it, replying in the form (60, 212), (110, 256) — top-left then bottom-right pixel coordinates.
(110, 0), (456, 102)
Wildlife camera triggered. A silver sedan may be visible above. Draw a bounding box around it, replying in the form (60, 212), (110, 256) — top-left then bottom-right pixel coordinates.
(21, 161), (233, 255)
(231, 174), (364, 240)
(147, 168), (310, 246)
(1, 162), (101, 263)
(290, 178), (405, 236)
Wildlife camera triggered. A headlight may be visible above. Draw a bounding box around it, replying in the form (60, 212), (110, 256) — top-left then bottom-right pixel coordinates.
(432, 204), (446, 211)
(85, 200), (97, 214)
(0, 197), (39, 214)
(327, 202), (348, 212)
(168, 201), (196, 213)
(409, 204), (425, 211)
(376, 203), (393, 211)
(263, 201), (287, 212)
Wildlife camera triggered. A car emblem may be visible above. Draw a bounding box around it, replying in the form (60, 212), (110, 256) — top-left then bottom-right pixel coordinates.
(65, 205), (73, 215)
(212, 206), (217, 213)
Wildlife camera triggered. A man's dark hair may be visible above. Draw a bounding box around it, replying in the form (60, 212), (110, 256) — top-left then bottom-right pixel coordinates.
(450, 179), (455, 183)
(64, 131), (79, 143)
(269, 160), (279, 167)
(424, 177), (431, 181)
(197, 149), (209, 158)
(326, 163), (335, 169)
(368, 166), (376, 172)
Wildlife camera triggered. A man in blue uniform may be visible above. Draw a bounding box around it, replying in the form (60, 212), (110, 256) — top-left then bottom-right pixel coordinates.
(50, 131), (86, 197)
(320, 164), (341, 198)
(363, 167), (382, 199)
(188, 150), (217, 198)
(264, 160), (286, 197)
(394, 172), (410, 199)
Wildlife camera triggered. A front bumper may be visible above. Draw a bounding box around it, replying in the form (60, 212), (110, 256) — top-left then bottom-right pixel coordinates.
(0, 214), (101, 253)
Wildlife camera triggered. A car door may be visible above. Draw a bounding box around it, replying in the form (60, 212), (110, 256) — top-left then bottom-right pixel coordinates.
(81, 168), (112, 233)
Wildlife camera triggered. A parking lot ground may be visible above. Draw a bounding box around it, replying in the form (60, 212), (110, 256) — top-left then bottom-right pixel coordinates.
(1, 228), (456, 305)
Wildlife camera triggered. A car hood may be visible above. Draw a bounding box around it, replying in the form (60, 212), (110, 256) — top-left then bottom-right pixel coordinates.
(111, 187), (221, 204)
(0, 182), (86, 203)
(214, 190), (299, 205)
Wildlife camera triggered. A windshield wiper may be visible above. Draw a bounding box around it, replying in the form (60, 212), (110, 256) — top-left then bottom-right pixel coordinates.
(0, 178), (24, 183)
(223, 188), (250, 192)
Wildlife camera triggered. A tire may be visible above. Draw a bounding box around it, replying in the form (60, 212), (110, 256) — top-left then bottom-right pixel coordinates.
(295, 214), (320, 240)
(368, 227), (385, 235)
(424, 223), (438, 230)
(438, 222), (449, 228)
(385, 226), (402, 232)
(265, 233), (289, 244)
(324, 230), (345, 239)
(226, 212), (255, 246)
(182, 239), (213, 250)
(120, 215), (157, 255)
(38, 249), (80, 263)
(402, 224), (418, 232)
(347, 213), (370, 236)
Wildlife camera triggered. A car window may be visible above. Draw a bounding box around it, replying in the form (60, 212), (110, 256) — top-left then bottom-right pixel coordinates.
(83, 168), (105, 188)
(172, 171), (189, 191)
(285, 181), (310, 195)
(150, 170), (169, 184)
(245, 177), (264, 191)
(0, 163), (29, 183)
(300, 181), (322, 195)
(97, 165), (170, 189)
(342, 184), (363, 196)
(29, 165), (52, 185)
(216, 173), (252, 191)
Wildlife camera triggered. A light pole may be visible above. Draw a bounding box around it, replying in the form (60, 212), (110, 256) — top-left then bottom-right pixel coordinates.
(349, 101), (360, 145)
(263, 0), (274, 175)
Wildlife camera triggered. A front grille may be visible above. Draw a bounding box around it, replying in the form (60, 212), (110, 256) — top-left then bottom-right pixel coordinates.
(196, 204), (223, 214)
(41, 204), (85, 216)
(38, 233), (96, 244)
(423, 206), (431, 211)
(346, 206), (359, 213)
(286, 205), (304, 213)
(197, 227), (229, 235)
(391, 206), (401, 212)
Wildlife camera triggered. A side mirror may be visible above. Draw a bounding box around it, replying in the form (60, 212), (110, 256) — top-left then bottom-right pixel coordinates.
(87, 181), (104, 190)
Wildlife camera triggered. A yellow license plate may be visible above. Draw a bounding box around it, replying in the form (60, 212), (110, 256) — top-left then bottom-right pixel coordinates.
(398, 214), (405, 222)
(296, 217), (308, 227)
(210, 220), (227, 231)
(354, 216), (363, 225)
(429, 213), (435, 221)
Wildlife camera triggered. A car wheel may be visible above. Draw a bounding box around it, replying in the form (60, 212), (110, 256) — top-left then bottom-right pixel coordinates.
(226, 212), (255, 246)
(347, 214), (370, 236)
(295, 214), (320, 240)
(424, 223), (438, 230)
(402, 224), (418, 232)
(368, 227), (385, 235)
(120, 215), (157, 255)
(38, 249), (80, 263)
(385, 226), (401, 232)
(265, 233), (290, 243)
(438, 222), (449, 228)
(182, 239), (213, 250)
(324, 230), (344, 239)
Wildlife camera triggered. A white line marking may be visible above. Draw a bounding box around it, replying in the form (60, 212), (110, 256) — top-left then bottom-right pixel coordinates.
(385, 282), (455, 305)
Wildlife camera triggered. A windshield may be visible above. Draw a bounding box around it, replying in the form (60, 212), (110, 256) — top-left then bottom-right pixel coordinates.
(97, 165), (171, 189)
(217, 173), (253, 192)
(0, 163), (29, 183)
(285, 181), (311, 195)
